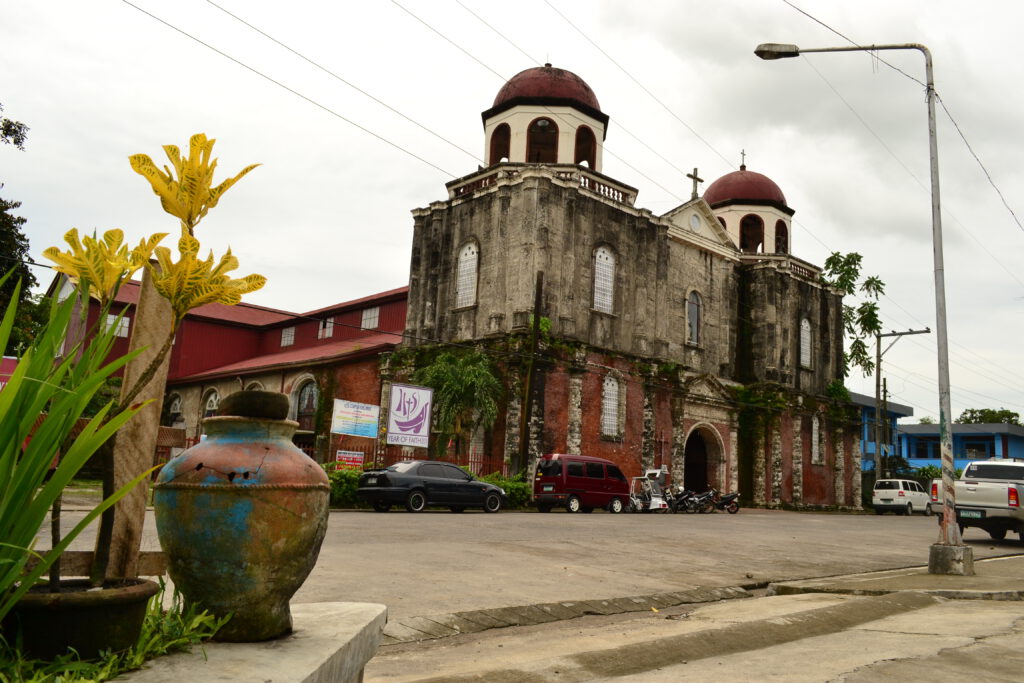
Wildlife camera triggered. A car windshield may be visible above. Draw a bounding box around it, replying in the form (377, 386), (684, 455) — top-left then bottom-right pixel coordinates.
(874, 481), (900, 490)
(387, 462), (418, 473)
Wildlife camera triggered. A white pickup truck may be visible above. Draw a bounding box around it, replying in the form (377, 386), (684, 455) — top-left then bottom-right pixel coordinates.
(953, 458), (1024, 542)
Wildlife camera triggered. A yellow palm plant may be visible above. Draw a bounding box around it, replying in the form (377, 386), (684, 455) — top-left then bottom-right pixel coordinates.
(152, 232), (266, 330)
(42, 229), (166, 308)
(129, 133), (259, 235)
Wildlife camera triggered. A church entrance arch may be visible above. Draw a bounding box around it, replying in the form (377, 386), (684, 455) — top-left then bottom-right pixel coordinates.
(682, 425), (723, 492)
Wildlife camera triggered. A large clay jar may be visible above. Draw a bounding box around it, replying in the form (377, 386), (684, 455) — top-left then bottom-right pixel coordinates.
(153, 391), (330, 641)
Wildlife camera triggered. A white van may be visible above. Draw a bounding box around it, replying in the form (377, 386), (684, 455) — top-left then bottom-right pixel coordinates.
(872, 479), (930, 515)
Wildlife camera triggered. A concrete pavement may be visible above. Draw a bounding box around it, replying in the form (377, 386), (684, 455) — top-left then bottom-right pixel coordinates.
(366, 555), (1024, 681)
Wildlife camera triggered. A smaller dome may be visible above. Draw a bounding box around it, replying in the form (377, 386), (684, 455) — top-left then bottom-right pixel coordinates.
(703, 166), (787, 208)
(492, 64), (601, 112)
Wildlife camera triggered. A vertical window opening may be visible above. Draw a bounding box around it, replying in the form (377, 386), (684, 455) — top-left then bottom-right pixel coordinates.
(574, 126), (596, 167)
(800, 318), (812, 368)
(775, 220), (789, 254)
(527, 117), (558, 163)
(601, 375), (620, 436)
(456, 242), (479, 308)
(489, 123), (510, 165)
(687, 291), (702, 345)
(740, 214), (764, 253)
(593, 246), (615, 313)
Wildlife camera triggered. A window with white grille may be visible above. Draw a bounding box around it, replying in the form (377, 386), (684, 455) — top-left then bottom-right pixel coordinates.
(318, 317), (334, 339)
(687, 291), (702, 345)
(593, 246), (615, 313)
(456, 243), (478, 308)
(361, 307), (379, 330)
(203, 391), (220, 418)
(601, 374), (621, 436)
(281, 326), (295, 347)
(104, 313), (130, 338)
(799, 318), (812, 368)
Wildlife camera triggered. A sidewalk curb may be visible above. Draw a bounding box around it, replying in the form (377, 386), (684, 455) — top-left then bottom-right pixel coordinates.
(380, 585), (751, 645)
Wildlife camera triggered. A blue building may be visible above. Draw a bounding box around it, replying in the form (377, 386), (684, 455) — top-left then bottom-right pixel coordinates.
(898, 422), (1024, 472)
(849, 392), (913, 473)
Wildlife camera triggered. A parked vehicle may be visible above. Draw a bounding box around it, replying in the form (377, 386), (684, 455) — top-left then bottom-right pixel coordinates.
(667, 486), (701, 513)
(928, 478), (944, 516)
(357, 460), (506, 513)
(953, 458), (1024, 542)
(871, 478), (930, 515)
(628, 473), (670, 513)
(707, 488), (741, 514)
(533, 454), (630, 513)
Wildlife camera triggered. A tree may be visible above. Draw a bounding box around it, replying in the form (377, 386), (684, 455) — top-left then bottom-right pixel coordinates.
(821, 251), (884, 377)
(0, 193), (43, 355)
(956, 408), (1020, 425)
(412, 350), (503, 458)
(919, 416), (936, 424)
(0, 103), (28, 150)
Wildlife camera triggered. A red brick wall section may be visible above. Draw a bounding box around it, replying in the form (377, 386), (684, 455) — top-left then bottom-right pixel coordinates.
(780, 413), (793, 504)
(542, 368), (570, 454)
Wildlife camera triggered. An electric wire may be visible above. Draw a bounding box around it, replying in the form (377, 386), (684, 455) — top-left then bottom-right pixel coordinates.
(119, 0), (459, 178)
(205, 0), (483, 165)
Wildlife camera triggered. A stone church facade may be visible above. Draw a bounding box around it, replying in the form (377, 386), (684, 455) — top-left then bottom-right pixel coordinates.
(398, 64), (861, 508)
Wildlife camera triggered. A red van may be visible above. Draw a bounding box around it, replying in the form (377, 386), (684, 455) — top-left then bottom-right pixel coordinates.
(533, 453), (630, 513)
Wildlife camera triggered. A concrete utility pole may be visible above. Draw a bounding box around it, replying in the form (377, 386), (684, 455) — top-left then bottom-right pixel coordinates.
(875, 328), (930, 478)
(517, 271), (544, 474)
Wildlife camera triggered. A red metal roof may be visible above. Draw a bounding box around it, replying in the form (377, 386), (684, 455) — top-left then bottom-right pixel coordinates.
(493, 64), (601, 111)
(112, 279), (296, 326)
(301, 285), (409, 317)
(174, 332), (402, 382)
(703, 167), (787, 207)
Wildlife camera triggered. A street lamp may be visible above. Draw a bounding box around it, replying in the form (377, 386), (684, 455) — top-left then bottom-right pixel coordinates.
(755, 42), (972, 575)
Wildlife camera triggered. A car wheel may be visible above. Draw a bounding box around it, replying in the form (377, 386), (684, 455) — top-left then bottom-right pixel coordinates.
(372, 502), (390, 513)
(483, 492), (502, 513)
(726, 501), (740, 514)
(537, 504), (553, 513)
(988, 528), (1007, 541)
(449, 506), (465, 513)
(906, 503), (913, 516)
(684, 502), (698, 514)
(924, 504), (934, 516)
(608, 498), (624, 514)
(405, 489), (427, 513)
(566, 495), (582, 513)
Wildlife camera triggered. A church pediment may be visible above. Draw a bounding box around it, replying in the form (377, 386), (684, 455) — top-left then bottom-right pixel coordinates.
(681, 372), (734, 404)
(662, 198), (737, 253)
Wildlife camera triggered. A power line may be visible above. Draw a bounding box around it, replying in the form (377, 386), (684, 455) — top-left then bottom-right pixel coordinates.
(119, 0), (459, 178)
(205, 0), (483, 165)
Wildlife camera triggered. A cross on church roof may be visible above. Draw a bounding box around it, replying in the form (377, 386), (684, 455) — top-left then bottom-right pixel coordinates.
(686, 167), (704, 200)
(740, 149), (746, 170)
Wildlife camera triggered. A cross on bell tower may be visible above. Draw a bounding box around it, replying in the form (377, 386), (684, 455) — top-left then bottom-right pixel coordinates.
(686, 167), (704, 200)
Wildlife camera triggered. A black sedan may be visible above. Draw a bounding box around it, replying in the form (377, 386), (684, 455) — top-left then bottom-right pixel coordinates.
(357, 460), (506, 513)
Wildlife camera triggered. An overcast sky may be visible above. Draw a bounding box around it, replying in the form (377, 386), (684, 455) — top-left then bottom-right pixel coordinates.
(3, 0), (1023, 423)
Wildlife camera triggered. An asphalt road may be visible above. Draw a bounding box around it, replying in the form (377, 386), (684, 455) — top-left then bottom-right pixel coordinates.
(55, 504), (1018, 618)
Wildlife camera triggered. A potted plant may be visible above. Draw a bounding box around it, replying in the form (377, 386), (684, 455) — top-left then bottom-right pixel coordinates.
(1, 133), (265, 659)
(0, 271), (153, 658)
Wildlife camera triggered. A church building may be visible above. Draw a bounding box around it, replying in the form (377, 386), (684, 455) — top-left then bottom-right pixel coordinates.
(397, 64), (861, 508)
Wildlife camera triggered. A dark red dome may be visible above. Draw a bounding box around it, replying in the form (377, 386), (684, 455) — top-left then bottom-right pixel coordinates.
(703, 167), (787, 207)
(492, 64), (601, 112)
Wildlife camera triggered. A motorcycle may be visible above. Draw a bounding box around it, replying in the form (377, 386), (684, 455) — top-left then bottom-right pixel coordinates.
(667, 486), (703, 514)
(706, 487), (741, 514)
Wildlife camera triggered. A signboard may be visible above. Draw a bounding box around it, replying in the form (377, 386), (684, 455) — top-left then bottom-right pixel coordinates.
(335, 450), (365, 469)
(330, 399), (380, 438)
(386, 383), (433, 448)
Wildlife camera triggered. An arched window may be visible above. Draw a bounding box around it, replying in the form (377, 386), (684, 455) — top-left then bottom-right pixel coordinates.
(456, 242), (478, 308)
(740, 214), (764, 253)
(800, 318), (812, 368)
(718, 216), (727, 230)
(601, 374), (621, 437)
(202, 390), (219, 418)
(593, 246), (615, 314)
(687, 291), (702, 345)
(164, 393), (183, 427)
(574, 126), (596, 167)
(296, 381), (318, 431)
(489, 123), (510, 165)
(775, 220), (789, 254)
(526, 117), (558, 163)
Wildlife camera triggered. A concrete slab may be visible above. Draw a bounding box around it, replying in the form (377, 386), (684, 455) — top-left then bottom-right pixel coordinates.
(395, 616), (458, 639)
(127, 602), (385, 683)
(421, 613), (490, 635)
(579, 599), (626, 615)
(382, 621), (432, 643)
(534, 602), (587, 620)
(456, 609), (515, 629)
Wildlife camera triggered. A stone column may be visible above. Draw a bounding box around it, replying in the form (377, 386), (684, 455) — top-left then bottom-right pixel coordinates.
(752, 425), (766, 506)
(792, 416), (804, 505)
(504, 366), (522, 465)
(641, 388), (655, 471)
(566, 370), (583, 455)
(852, 436), (863, 510)
(770, 428), (783, 505)
(728, 419), (739, 494)
(833, 427), (846, 507)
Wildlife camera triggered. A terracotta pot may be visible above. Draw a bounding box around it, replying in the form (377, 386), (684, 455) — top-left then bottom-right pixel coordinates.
(153, 391), (330, 642)
(1, 578), (159, 660)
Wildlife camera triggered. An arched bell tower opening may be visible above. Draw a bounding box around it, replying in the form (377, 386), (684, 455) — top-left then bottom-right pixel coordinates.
(527, 117), (558, 163)
(489, 123), (510, 165)
(740, 214), (764, 253)
(575, 126), (596, 167)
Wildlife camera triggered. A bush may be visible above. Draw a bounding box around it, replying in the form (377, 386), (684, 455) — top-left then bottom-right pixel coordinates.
(480, 472), (531, 509)
(324, 466), (368, 508)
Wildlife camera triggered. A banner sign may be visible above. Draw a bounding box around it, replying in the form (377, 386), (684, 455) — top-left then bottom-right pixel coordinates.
(331, 399), (380, 438)
(335, 450), (365, 469)
(386, 383), (433, 448)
